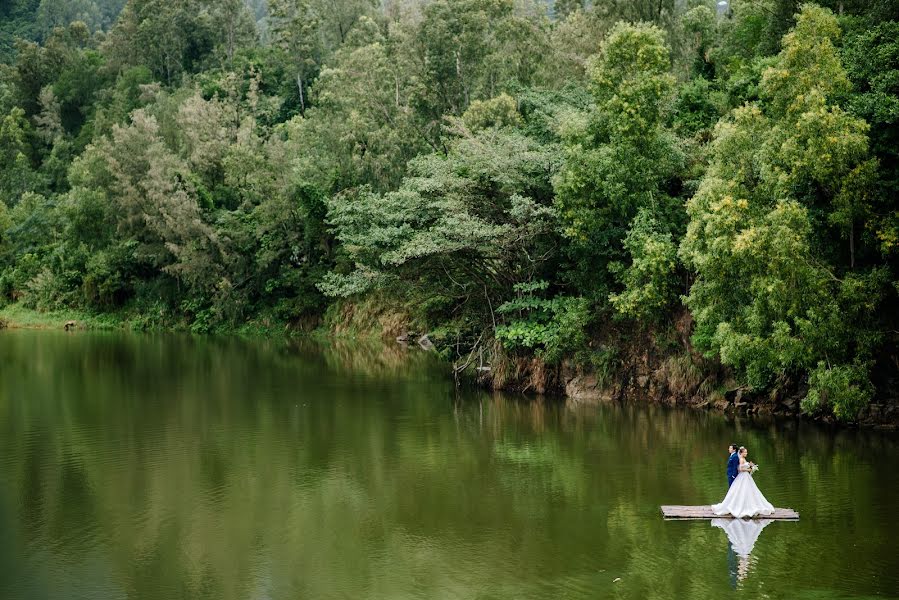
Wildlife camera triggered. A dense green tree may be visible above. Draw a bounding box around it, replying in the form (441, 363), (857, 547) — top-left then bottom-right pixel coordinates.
(553, 0), (584, 18)
(680, 5), (884, 419)
(71, 109), (220, 287)
(0, 0), (40, 63)
(321, 121), (561, 345)
(313, 0), (378, 51)
(413, 0), (550, 140)
(0, 107), (44, 204)
(545, 6), (608, 83)
(268, 0), (321, 113)
(211, 0), (257, 67)
(842, 20), (899, 257)
(1, 0), (898, 419)
(290, 17), (429, 193)
(554, 22), (684, 307)
(104, 0), (218, 85)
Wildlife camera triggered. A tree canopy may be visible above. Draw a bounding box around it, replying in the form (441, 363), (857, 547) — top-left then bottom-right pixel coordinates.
(1, 0), (898, 421)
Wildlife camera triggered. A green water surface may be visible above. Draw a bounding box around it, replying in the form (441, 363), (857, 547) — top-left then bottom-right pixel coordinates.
(0, 330), (897, 599)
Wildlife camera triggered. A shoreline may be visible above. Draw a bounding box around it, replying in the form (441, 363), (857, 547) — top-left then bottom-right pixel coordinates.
(3, 303), (897, 429)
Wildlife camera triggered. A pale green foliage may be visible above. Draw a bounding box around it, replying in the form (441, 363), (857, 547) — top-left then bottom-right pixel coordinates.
(802, 361), (873, 421)
(545, 7), (608, 83)
(461, 93), (521, 131)
(609, 209), (679, 320)
(588, 22), (674, 139)
(767, 91), (871, 193)
(34, 86), (63, 143)
(553, 0), (585, 18)
(760, 4), (849, 116)
(495, 281), (590, 364)
(177, 90), (236, 181)
(71, 109), (221, 290)
(322, 127), (560, 339)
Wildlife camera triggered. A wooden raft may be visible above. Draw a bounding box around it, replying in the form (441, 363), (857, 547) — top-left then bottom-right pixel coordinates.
(661, 505), (799, 520)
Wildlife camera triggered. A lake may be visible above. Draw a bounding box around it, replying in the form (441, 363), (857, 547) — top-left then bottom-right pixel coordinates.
(0, 330), (897, 599)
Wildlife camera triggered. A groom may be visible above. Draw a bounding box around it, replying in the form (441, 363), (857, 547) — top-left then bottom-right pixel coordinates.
(726, 444), (739, 487)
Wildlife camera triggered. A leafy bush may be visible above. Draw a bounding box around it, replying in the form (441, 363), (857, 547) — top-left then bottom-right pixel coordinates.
(801, 361), (873, 421)
(609, 208), (679, 321)
(495, 281), (591, 364)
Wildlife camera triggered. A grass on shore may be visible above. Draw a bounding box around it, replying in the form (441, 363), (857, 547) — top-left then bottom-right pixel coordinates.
(0, 299), (395, 340)
(0, 302), (316, 338)
(0, 303), (122, 331)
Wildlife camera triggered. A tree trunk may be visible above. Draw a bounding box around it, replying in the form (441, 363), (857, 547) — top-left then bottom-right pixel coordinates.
(296, 72), (305, 113)
(227, 24), (235, 65)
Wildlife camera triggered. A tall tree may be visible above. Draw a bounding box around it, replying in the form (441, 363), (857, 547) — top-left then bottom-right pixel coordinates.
(680, 5), (883, 420)
(554, 22), (683, 307)
(268, 0), (320, 113)
(291, 16), (429, 193)
(211, 0), (256, 67)
(0, 107), (44, 205)
(104, 0), (216, 86)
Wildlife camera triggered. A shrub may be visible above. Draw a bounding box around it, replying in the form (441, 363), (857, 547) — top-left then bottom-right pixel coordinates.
(801, 361), (873, 421)
(495, 281), (591, 364)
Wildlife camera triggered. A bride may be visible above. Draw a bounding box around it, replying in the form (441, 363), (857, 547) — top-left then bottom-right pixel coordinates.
(712, 446), (774, 518)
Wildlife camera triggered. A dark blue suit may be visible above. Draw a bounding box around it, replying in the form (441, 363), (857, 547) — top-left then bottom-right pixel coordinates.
(727, 452), (739, 487)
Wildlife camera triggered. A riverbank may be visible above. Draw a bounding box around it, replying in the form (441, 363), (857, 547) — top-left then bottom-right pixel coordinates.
(4, 301), (897, 428)
(312, 300), (899, 429)
(472, 320), (899, 430)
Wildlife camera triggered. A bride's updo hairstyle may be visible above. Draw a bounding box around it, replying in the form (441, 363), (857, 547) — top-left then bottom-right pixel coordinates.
(738, 446), (747, 456)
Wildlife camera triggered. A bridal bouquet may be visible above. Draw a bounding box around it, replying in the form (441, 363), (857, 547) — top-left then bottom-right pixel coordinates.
(748, 463), (759, 474)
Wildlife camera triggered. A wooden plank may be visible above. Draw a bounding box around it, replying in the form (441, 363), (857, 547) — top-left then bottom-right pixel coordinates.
(660, 505), (799, 520)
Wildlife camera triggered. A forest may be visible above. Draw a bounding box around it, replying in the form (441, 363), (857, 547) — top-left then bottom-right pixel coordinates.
(1, 0), (898, 422)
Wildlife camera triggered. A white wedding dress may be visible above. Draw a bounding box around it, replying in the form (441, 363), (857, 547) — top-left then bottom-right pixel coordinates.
(712, 467), (774, 518)
(711, 518), (771, 557)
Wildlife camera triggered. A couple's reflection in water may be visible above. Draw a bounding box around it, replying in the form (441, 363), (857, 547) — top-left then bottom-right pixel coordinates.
(712, 518), (772, 588)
